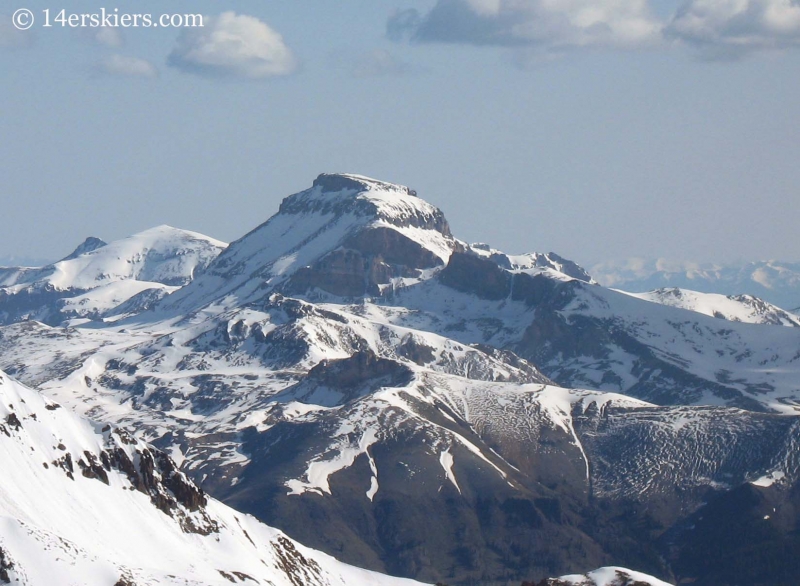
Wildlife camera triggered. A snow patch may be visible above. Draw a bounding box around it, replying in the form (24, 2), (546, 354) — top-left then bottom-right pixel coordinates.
(439, 449), (461, 494)
(751, 470), (786, 487)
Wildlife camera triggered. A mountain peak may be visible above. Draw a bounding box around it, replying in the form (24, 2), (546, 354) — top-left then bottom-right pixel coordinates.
(162, 174), (462, 310)
(161, 173), (601, 312)
(277, 173), (446, 236)
(0, 226), (228, 326)
(312, 173), (417, 197)
(60, 236), (108, 262)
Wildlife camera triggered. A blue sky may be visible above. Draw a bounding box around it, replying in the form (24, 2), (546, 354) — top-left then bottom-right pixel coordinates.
(1, 0), (799, 267)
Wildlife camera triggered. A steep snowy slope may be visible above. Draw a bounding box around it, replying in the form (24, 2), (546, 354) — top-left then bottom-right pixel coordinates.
(622, 287), (800, 327)
(0, 369), (426, 586)
(0, 226), (226, 325)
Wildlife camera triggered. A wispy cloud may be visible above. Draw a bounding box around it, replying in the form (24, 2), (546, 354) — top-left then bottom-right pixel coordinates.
(388, 0), (800, 59)
(96, 54), (158, 78)
(168, 12), (297, 79)
(666, 0), (800, 59)
(91, 26), (124, 48)
(387, 0), (662, 51)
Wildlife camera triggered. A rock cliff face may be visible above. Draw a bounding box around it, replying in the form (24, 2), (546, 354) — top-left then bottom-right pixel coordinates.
(439, 252), (513, 300)
(306, 350), (414, 391)
(285, 223), (449, 296)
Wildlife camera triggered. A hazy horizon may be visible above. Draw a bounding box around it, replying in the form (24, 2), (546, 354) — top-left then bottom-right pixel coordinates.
(2, 0), (799, 267)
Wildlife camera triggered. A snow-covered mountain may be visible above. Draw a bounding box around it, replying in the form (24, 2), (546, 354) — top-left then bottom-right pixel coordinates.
(1, 173), (800, 585)
(592, 258), (800, 311)
(0, 226), (226, 326)
(0, 369), (426, 586)
(621, 287), (800, 327)
(497, 275), (800, 412)
(159, 173), (460, 314)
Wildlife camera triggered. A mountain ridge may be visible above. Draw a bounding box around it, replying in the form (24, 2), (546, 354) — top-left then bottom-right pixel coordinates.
(0, 368), (428, 586)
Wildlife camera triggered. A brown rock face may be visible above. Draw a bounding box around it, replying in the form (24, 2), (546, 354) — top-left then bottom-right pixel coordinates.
(286, 227), (453, 297)
(286, 249), (402, 297)
(344, 227), (445, 269)
(439, 252), (512, 300)
(78, 450), (110, 485)
(307, 350), (414, 390)
(396, 336), (437, 366)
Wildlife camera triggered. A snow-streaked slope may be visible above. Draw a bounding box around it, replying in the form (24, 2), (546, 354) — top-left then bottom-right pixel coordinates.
(275, 373), (652, 499)
(0, 369), (426, 586)
(0, 226), (227, 325)
(622, 287), (800, 327)
(533, 280), (800, 412)
(0, 290), (553, 480)
(367, 251), (800, 413)
(547, 566), (673, 586)
(315, 269), (800, 413)
(229, 364), (800, 509)
(11, 307), (796, 505)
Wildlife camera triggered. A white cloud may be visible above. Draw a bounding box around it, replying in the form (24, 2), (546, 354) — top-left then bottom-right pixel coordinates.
(97, 54), (158, 78)
(387, 0), (663, 51)
(389, 0), (800, 57)
(168, 12), (297, 78)
(93, 27), (124, 48)
(666, 0), (800, 58)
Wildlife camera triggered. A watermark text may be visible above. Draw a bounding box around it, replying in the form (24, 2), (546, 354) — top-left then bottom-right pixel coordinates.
(12, 8), (204, 30)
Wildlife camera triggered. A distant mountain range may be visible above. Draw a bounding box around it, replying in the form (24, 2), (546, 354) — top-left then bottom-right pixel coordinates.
(0, 255), (54, 268)
(592, 258), (800, 312)
(2, 173), (800, 585)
